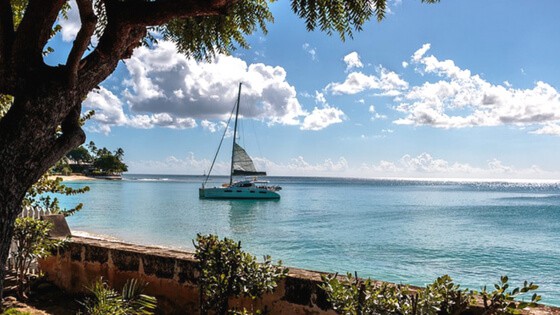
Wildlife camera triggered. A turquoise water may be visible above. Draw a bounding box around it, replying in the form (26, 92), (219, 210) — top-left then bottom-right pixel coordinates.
(59, 175), (560, 305)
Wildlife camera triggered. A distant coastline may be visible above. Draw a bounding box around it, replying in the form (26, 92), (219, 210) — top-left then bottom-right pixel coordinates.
(125, 173), (560, 185)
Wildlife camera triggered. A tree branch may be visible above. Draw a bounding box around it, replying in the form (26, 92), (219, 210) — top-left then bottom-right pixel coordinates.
(78, 0), (234, 90)
(106, 0), (235, 26)
(0, 0), (14, 52)
(12, 0), (65, 71)
(66, 0), (97, 87)
(78, 22), (146, 93)
(45, 103), (86, 169)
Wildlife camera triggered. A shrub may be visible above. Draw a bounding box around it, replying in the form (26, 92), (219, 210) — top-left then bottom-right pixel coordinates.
(194, 234), (288, 315)
(321, 273), (540, 315)
(477, 275), (541, 314)
(10, 217), (65, 298)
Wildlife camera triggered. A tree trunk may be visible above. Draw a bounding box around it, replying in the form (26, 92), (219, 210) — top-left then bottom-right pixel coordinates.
(0, 91), (85, 300)
(0, 196), (19, 301)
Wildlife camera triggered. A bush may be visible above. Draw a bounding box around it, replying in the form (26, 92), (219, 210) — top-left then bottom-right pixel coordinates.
(194, 234), (288, 315)
(10, 217), (65, 298)
(320, 273), (540, 315)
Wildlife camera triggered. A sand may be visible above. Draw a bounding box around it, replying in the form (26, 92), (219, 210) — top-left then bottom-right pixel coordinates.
(47, 174), (97, 181)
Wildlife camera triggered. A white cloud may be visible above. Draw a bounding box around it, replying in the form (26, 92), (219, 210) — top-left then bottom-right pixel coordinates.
(123, 40), (306, 126)
(393, 43), (560, 132)
(301, 105), (346, 131)
(296, 90), (346, 131)
(86, 40), (361, 133)
(58, 0), (81, 42)
(129, 152), (217, 175)
(368, 105), (387, 120)
(314, 91), (327, 105)
(343, 52), (363, 71)
(129, 152), (558, 180)
(83, 87), (198, 134)
(83, 87), (127, 132)
(327, 67), (408, 96)
(253, 156), (349, 176)
(530, 124), (560, 135)
(130, 153), (350, 177)
(58, 0), (99, 46)
(201, 120), (227, 133)
(402, 61), (409, 68)
(302, 43), (317, 61)
(359, 153), (552, 180)
(412, 43), (431, 62)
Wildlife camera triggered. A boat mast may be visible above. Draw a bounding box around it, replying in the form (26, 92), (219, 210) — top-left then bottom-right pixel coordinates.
(230, 82), (242, 185)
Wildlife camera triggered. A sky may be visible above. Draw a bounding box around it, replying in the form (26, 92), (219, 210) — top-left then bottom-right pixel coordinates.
(47, 0), (560, 180)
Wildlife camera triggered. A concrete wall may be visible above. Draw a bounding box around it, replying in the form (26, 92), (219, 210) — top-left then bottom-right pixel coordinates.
(39, 236), (335, 315)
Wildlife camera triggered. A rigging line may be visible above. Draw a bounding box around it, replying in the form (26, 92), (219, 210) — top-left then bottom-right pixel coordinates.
(203, 101), (237, 187)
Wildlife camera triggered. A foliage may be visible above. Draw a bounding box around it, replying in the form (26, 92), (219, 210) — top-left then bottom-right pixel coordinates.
(194, 234), (288, 315)
(10, 217), (65, 298)
(477, 276), (541, 315)
(163, 0), (439, 60)
(51, 158), (73, 176)
(67, 146), (94, 164)
(92, 154), (128, 174)
(163, 0), (273, 60)
(85, 141), (128, 175)
(0, 95), (12, 118)
(23, 175), (89, 217)
(415, 275), (473, 315)
(321, 272), (415, 315)
(291, 0), (440, 40)
(321, 273), (539, 315)
(78, 278), (157, 315)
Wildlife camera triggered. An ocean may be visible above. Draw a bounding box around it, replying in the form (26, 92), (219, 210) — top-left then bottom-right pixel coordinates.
(58, 175), (560, 306)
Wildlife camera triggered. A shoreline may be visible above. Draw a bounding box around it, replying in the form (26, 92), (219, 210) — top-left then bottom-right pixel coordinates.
(47, 174), (98, 181)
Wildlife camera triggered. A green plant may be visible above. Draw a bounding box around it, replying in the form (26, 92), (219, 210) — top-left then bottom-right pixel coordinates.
(194, 234), (288, 315)
(477, 276), (541, 315)
(321, 273), (541, 315)
(414, 275), (473, 315)
(320, 272), (415, 315)
(1, 309), (32, 315)
(79, 278), (157, 315)
(10, 217), (65, 298)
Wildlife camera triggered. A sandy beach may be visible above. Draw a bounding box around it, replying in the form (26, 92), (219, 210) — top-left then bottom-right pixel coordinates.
(47, 174), (97, 181)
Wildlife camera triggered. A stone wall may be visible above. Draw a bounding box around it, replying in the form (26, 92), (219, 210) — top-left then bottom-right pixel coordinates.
(39, 236), (335, 315)
(39, 236), (560, 315)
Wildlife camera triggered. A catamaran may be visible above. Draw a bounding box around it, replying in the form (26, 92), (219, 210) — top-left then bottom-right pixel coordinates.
(199, 83), (281, 199)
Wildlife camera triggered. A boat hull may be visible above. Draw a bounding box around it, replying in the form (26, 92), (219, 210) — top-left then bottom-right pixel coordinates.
(199, 187), (280, 199)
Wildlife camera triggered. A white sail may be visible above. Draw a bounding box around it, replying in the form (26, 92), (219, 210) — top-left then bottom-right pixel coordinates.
(232, 143), (266, 176)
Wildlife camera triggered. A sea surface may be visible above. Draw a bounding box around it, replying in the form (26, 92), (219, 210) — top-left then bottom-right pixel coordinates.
(57, 175), (560, 306)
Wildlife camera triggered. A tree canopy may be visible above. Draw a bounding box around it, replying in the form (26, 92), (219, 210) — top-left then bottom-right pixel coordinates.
(0, 0), (440, 299)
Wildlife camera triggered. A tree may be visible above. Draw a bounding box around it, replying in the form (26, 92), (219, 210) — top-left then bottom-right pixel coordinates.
(67, 145), (93, 164)
(0, 0), (439, 298)
(92, 154), (128, 175)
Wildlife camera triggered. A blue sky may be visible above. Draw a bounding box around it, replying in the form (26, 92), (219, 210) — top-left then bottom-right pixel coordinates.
(49, 0), (560, 179)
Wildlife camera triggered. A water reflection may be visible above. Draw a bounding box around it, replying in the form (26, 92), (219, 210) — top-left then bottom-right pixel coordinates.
(227, 200), (278, 236)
